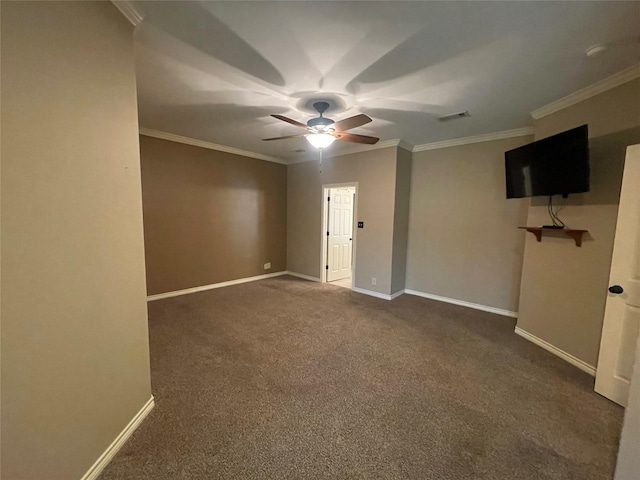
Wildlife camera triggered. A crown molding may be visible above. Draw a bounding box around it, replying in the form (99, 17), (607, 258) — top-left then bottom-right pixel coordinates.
(111, 1), (143, 27)
(531, 63), (640, 120)
(286, 155), (321, 165)
(286, 138), (407, 165)
(329, 138), (403, 157)
(139, 128), (288, 165)
(397, 139), (414, 152)
(412, 127), (534, 152)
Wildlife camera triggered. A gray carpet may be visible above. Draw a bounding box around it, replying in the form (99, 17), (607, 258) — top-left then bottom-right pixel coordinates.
(100, 276), (623, 479)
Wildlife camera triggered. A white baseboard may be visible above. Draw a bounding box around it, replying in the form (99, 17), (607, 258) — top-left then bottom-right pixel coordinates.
(286, 273), (403, 300)
(147, 271), (288, 301)
(352, 286), (404, 301)
(390, 289), (405, 300)
(285, 271), (322, 282)
(80, 396), (155, 480)
(514, 326), (596, 376)
(404, 289), (518, 318)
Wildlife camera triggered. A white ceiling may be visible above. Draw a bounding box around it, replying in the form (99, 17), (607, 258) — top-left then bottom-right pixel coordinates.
(132, 1), (640, 162)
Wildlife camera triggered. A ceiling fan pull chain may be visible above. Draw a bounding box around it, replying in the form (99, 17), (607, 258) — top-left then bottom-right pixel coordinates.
(319, 147), (323, 174)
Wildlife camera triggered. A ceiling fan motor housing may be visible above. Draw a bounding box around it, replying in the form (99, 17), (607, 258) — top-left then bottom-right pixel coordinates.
(307, 101), (335, 130)
(264, 100), (379, 145)
(307, 117), (335, 129)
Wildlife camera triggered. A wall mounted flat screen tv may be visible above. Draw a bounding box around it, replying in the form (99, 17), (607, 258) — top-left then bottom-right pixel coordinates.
(505, 125), (590, 198)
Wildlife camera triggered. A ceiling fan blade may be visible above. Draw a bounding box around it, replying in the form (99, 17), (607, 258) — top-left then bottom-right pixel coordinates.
(271, 114), (308, 129)
(262, 134), (307, 141)
(336, 132), (379, 144)
(332, 114), (372, 132)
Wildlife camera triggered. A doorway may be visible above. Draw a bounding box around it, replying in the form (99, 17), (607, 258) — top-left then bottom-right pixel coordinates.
(321, 183), (357, 289)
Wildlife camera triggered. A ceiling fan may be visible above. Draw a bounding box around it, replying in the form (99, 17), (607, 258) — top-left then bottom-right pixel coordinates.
(263, 101), (379, 148)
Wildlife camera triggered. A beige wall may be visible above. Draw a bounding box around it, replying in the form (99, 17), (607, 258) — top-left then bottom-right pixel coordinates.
(391, 147), (412, 294)
(140, 136), (287, 295)
(517, 78), (640, 368)
(406, 136), (532, 312)
(1, 2), (152, 479)
(287, 147), (399, 295)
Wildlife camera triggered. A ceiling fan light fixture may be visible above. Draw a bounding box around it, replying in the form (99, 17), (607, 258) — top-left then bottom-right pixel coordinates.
(306, 133), (336, 149)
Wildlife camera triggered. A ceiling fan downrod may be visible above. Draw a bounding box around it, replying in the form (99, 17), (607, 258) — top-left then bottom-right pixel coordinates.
(307, 102), (334, 131)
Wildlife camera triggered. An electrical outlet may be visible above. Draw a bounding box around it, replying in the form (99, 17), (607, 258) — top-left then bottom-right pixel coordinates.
(371, 277), (376, 286)
(264, 262), (271, 270)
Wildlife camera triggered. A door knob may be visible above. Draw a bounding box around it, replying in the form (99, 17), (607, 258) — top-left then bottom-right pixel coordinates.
(608, 285), (624, 294)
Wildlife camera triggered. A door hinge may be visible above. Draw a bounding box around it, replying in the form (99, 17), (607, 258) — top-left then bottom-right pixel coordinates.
(326, 265), (329, 270)
(327, 196), (330, 201)
(327, 231), (330, 236)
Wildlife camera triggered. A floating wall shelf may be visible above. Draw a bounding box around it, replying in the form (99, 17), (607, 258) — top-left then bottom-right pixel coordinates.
(519, 227), (588, 247)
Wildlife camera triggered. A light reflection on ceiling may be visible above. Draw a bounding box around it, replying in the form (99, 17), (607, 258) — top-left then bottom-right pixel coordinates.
(132, 1), (640, 162)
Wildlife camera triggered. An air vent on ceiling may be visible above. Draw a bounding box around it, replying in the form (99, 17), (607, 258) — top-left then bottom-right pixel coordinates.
(293, 148), (306, 153)
(438, 111), (470, 122)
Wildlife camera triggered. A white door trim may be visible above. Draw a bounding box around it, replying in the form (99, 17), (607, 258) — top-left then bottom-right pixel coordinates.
(320, 182), (358, 287)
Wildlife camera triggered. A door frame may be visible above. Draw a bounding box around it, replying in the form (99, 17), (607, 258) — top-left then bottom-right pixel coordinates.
(320, 182), (358, 286)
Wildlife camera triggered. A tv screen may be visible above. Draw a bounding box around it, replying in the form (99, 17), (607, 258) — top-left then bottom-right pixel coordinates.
(505, 125), (590, 198)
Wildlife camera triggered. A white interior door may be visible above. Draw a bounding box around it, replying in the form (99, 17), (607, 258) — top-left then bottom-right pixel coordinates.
(595, 144), (640, 407)
(327, 187), (354, 282)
